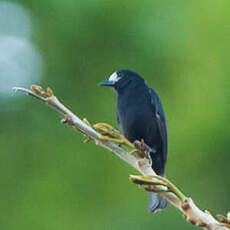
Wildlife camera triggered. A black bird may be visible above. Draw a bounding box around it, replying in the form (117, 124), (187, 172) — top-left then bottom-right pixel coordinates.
(100, 70), (168, 213)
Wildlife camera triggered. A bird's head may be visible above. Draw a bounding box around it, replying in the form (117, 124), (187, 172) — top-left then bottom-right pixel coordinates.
(99, 70), (146, 93)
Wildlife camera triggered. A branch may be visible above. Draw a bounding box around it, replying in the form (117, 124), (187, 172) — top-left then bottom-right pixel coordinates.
(13, 85), (230, 230)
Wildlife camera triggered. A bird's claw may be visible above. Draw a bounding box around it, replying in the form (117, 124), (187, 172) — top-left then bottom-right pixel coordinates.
(133, 139), (156, 165)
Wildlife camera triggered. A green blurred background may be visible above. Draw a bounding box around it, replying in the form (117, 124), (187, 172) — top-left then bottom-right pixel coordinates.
(0, 0), (230, 229)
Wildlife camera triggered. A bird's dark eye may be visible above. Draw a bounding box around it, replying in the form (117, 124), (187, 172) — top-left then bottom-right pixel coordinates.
(117, 72), (122, 77)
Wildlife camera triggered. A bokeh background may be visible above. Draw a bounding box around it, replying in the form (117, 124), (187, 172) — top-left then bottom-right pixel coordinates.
(0, 0), (230, 229)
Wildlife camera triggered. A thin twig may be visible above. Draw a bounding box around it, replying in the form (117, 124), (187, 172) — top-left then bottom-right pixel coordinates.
(13, 87), (46, 102)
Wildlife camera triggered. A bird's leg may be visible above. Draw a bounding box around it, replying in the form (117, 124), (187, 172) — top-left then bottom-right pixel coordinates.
(132, 139), (156, 165)
(92, 123), (134, 148)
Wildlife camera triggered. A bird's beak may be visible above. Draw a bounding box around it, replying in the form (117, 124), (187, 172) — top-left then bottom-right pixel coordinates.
(99, 80), (115, 87)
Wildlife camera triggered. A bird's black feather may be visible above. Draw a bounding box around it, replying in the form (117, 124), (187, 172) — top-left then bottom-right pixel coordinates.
(148, 88), (168, 166)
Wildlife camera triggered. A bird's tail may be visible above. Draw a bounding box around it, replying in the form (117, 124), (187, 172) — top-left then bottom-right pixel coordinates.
(148, 192), (167, 213)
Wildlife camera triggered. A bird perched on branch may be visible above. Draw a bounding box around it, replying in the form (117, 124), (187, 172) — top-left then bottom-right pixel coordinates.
(100, 70), (168, 213)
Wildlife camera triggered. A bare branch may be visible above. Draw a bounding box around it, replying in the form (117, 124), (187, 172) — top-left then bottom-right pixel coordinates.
(13, 85), (229, 230)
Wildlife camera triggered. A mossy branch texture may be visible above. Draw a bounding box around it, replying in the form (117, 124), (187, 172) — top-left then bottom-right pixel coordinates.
(13, 85), (229, 230)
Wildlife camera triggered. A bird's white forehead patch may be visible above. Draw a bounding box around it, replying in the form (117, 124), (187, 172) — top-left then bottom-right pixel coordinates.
(109, 72), (121, 82)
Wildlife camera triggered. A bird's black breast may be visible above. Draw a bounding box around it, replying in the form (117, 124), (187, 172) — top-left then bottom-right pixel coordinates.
(116, 87), (167, 175)
(117, 97), (156, 143)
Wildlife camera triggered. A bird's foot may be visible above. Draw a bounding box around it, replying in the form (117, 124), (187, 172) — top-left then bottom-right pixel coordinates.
(92, 122), (134, 148)
(132, 139), (156, 165)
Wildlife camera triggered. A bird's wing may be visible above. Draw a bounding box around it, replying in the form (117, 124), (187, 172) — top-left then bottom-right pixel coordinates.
(116, 110), (120, 125)
(149, 88), (168, 163)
